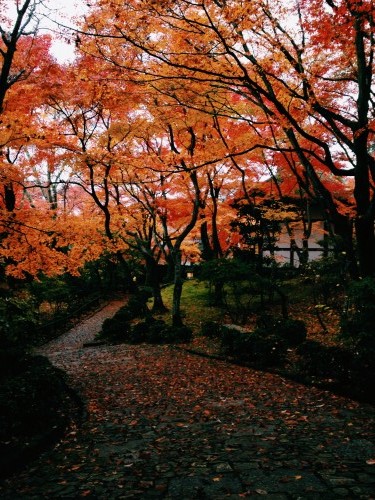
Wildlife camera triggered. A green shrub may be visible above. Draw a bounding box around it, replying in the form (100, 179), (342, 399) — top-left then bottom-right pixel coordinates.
(256, 315), (307, 347)
(296, 340), (353, 381)
(247, 331), (286, 365)
(130, 316), (166, 344)
(98, 316), (131, 342)
(278, 319), (307, 346)
(144, 319), (167, 343)
(340, 277), (375, 369)
(28, 277), (71, 312)
(98, 295), (151, 343)
(143, 321), (192, 344)
(200, 258), (288, 324)
(220, 325), (286, 366)
(201, 321), (222, 339)
(112, 306), (133, 322)
(220, 325), (248, 355)
(173, 326), (193, 343)
(129, 321), (151, 343)
(0, 297), (39, 349)
(306, 256), (348, 306)
(126, 290), (151, 318)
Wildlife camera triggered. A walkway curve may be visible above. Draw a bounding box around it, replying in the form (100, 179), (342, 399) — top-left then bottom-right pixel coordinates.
(1, 302), (375, 499)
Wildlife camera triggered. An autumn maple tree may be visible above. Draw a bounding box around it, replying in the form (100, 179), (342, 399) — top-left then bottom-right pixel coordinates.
(0, 4), (107, 281)
(79, 0), (374, 276)
(0, 3), (60, 279)
(113, 100), (223, 325)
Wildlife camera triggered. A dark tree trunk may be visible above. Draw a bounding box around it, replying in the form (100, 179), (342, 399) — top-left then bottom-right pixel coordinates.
(200, 221), (215, 261)
(331, 213), (357, 276)
(116, 252), (138, 293)
(353, 133), (375, 277)
(299, 237), (309, 267)
(172, 250), (184, 327)
(165, 253), (175, 283)
(355, 216), (375, 277)
(144, 256), (167, 313)
(352, 9), (375, 277)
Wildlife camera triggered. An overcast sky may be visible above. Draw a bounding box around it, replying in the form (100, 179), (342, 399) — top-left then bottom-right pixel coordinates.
(2, 0), (87, 62)
(37, 0), (88, 62)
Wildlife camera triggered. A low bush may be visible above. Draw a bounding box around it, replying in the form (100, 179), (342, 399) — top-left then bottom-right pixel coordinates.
(98, 310), (193, 345)
(256, 315), (307, 347)
(201, 321), (222, 339)
(220, 325), (286, 366)
(173, 326), (193, 343)
(97, 315), (131, 342)
(112, 307), (133, 323)
(306, 256), (348, 306)
(126, 288), (151, 318)
(97, 291), (153, 343)
(296, 340), (353, 381)
(219, 315), (307, 366)
(145, 319), (168, 343)
(0, 297), (39, 349)
(144, 321), (192, 344)
(200, 258), (287, 324)
(340, 277), (375, 370)
(129, 321), (149, 343)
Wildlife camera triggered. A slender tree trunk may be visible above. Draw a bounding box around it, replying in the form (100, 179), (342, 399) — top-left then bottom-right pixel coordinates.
(299, 237), (309, 267)
(172, 250), (184, 327)
(200, 220), (224, 304)
(200, 220), (215, 261)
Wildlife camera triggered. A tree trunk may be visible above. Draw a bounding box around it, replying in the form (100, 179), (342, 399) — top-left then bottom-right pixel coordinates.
(331, 213), (358, 277)
(299, 237), (309, 267)
(144, 256), (168, 313)
(200, 220), (215, 261)
(172, 250), (184, 327)
(355, 216), (375, 277)
(200, 219), (223, 304)
(116, 252), (138, 292)
(353, 132), (375, 276)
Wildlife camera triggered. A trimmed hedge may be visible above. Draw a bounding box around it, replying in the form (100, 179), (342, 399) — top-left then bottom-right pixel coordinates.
(98, 311), (193, 345)
(201, 317), (307, 367)
(220, 325), (287, 366)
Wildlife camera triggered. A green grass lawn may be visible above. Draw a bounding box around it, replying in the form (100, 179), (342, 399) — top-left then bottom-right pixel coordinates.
(150, 280), (224, 332)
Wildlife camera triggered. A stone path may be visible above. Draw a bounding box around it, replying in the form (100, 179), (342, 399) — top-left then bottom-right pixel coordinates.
(1, 302), (375, 499)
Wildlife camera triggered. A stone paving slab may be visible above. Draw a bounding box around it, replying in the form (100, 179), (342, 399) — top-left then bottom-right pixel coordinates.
(1, 304), (375, 499)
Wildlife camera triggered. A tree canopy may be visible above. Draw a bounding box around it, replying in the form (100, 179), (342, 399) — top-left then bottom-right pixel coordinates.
(1, 0), (374, 294)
